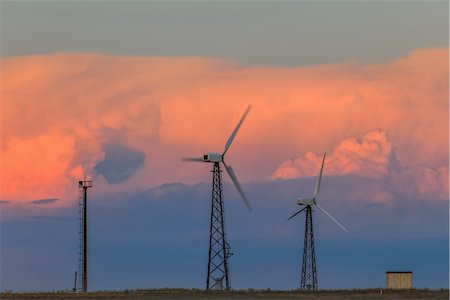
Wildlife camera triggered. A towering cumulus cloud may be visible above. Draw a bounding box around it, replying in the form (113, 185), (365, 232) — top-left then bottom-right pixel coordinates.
(272, 130), (448, 203)
(272, 130), (393, 179)
(0, 48), (448, 206)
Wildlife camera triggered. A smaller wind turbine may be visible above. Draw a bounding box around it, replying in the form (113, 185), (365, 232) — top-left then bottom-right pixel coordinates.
(288, 153), (347, 291)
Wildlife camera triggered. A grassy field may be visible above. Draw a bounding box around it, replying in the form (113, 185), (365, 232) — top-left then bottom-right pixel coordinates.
(1, 289), (448, 300)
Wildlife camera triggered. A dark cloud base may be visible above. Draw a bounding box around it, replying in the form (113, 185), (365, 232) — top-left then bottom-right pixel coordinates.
(30, 198), (59, 205)
(1, 178), (448, 292)
(94, 142), (146, 184)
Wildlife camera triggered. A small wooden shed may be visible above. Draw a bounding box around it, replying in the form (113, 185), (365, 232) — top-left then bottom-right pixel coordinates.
(386, 271), (412, 289)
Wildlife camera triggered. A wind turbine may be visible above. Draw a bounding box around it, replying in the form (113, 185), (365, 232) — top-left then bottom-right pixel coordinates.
(287, 153), (347, 291)
(182, 105), (252, 290)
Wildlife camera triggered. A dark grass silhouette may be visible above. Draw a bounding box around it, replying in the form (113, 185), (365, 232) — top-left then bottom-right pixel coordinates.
(1, 288), (449, 299)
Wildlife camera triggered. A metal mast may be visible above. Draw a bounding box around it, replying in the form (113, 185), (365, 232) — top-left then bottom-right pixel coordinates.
(206, 162), (232, 290)
(300, 205), (318, 291)
(78, 179), (92, 292)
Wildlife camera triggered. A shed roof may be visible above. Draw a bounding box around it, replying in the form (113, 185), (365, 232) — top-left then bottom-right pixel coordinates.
(386, 271), (412, 274)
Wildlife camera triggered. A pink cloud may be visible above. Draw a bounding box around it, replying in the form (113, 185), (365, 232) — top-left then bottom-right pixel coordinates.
(272, 130), (448, 202)
(0, 48), (447, 205)
(0, 134), (78, 203)
(272, 130), (393, 179)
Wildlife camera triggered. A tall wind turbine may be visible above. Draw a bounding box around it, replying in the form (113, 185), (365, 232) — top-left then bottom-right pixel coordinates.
(287, 153), (347, 291)
(182, 105), (252, 290)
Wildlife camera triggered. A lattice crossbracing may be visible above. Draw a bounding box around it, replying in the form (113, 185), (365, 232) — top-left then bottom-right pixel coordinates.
(301, 206), (318, 291)
(206, 162), (232, 290)
(77, 180), (92, 292)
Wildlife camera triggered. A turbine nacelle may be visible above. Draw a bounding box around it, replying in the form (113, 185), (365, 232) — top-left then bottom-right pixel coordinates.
(288, 152), (348, 232)
(203, 153), (223, 163)
(297, 198), (314, 206)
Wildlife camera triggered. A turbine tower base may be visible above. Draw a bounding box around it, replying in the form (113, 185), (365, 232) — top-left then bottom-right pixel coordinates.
(206, 162), (231, 290)
(301, 205), (318, 291)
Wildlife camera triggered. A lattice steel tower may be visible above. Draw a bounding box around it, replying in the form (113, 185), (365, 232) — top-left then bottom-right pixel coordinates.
(181, 105), (252, 290)
(206, 162), (232, 290)
(300, 205), (317, 290)
(77, 178), (92, 292)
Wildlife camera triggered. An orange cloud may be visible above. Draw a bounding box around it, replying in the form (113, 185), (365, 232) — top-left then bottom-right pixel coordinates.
(272, 130), (392, 179)
(0, 48), (448, 204)
(0, 134), (79, 203)
(272, 130), (448, 202)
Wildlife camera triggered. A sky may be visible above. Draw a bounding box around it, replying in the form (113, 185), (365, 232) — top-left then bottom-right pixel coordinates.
(0, 0), (449, 292)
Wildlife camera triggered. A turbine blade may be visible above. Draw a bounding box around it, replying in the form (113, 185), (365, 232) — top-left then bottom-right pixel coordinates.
(223, 105), (252, 156)
(181, 157), (204, 162)
(223, 162), (252, 211)
(313, 152), (326, 199)
(316, 203), (348, 232)
(287, 206), (307, 221)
